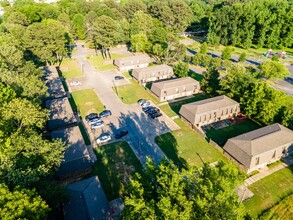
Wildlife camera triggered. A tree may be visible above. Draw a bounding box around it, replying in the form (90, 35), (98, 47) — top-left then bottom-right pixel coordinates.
(72, 13), (85, 39)
(0, 183), (50, 220)
(173, 61), (189, 78)
(200, 68), (220, 96)
(200, 42), (208, 54)
(123, 158), (245, 219)
(259, 61), (289, 79)
(271, 54), (279, 61)
(238, 51), (247, 62)
(222, 46), (232, 60)
(130, 11), (154, 36)
(24, 21), (68, 65)
(90, 15), (119, 52)
(130, 33), (151, 52)
(123, 0), (147, 20)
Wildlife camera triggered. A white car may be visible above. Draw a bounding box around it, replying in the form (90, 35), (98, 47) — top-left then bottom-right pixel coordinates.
(141, 101), (151, 108)
(96, 133), (111, 145)
(91, 121), (104, 130)
(70, 81), (81, 86)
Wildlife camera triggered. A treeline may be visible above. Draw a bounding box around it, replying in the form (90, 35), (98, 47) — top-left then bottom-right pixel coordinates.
(207, 0), (293, 48)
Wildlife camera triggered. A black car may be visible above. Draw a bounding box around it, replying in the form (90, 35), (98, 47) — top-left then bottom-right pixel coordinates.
(150, 112), (162, 119)
(85, 113), (99, 121)
(115, 130), (128, 139)
(146, 108), (160, 115)
(99, 110), (112, 117)
(142, 106), (154, 112)
(115, 76), (124, 80)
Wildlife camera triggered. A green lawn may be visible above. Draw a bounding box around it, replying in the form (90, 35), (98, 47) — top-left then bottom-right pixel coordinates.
(115, 78), (159, 104)
(244, 166), (293, 217)
(205, 119), (261, 146)
(259, 193), (293, 220)
(155, 118), (229, 169)
(86, 53), (125, 71)
(59, 58), (83, 79)
(90, 141), (143, 200)
(70, 89), (104, 118)
(159, 93), (208, 118)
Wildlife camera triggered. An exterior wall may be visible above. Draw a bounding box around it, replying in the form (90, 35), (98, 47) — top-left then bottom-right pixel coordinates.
(195, 104), (240, 126)
(159, 89), (199, 102)
(247, 143), (293, 173)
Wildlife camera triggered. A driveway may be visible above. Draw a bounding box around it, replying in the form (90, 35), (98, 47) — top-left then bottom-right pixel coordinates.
(71, 43), (180, 165)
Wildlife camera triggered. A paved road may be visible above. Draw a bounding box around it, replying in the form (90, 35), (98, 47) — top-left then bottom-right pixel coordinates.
(72, 43), (180, 165)
(185, 45), (293, 96)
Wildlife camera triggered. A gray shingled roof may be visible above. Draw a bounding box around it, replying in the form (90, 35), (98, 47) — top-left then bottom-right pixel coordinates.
(224, 123), (293, 158)
(46, 97), (77, 131)
(114, 54), (150, 65)
(133, 64), (172, 74)
(51, 126), (93, 178)
(64, 176), (110, 220)
(180, 95), (238, 115)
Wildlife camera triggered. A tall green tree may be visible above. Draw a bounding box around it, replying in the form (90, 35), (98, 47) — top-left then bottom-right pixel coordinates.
(200, 42), (208, 54)
(123, 159), (245, 219)
(173, 61), (189, 78)
(130, 33), (151, 52)
(259, 60), (289, 79)
(238, 51), (247, 62)
(222, 46), (232, 60)
(200, 68), (221, 96)
(0, 183), (50, 220)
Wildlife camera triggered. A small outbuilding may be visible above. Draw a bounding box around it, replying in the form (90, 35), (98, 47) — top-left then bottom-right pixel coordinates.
(132, 64), (174, 84)
(46, 97), (77, 131)
(223, 123), (293, 173)
(114, 54), (150, 71)
(179, 95), (240, 127)
(51, 126), (94, 179)
(64, 176), (111, 220)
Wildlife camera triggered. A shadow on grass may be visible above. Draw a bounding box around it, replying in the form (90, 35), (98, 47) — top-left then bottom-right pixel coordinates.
(155, 133), (188, 170)
(188, 70), (204, 81)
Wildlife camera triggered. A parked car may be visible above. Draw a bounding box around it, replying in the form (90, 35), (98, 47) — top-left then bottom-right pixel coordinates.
(99, 110), (112, 118)
(70, 81), (81, 86)
(85, 113), (99, 121)
(114, 76), (124, 80)
(147, 108), (160, 116)
(91, 121), (105, 130)
(150, 112), (162, 119)
(137, 99), (148, 105)
(96, 133), (111, 145)
(88, 117), (102, 125)
(115, 129), (128, 139)
(145, 107), (158, 114)
(141, 101), (151, 108)
(142, 106), (154, 112)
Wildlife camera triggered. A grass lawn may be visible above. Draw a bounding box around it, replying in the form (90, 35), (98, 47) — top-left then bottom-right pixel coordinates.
(159, 93), (208, 118)
(259, 193), (293, 219)
(188, 70), (204, 82)
(86, 53), (125, 71)
(155, 118), (229, 169)
(90, 141), (143, 200)
(115, 78), (159, 104)
(70, 89), (104, 118)
(205, 119), (261, 146)
(243, 166), (293, 217)
(59, 58), (83, 79)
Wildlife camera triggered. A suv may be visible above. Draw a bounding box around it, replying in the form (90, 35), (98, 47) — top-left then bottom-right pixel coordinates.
(115, 129), (128, 139)
(96, 133), (111, 145)
(138, 99), (148, 105)
(141, 101), (151, 108)
(147, 108), (160, 116)
(85, 113), (99, 121)
(99, 110), (112, 118)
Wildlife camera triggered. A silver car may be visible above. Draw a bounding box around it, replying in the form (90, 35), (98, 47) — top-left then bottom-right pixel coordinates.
(88, 117), (102, 125)
(96, 133), (111, 145)
(91, 121), (105, 130)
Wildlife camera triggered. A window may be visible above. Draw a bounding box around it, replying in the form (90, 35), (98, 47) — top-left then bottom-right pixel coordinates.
(214, 112), (216, 118)
(183, 86), (186, 91)
(230, 108), (233, 113)
(255, 157), (260, 165)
